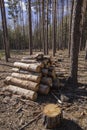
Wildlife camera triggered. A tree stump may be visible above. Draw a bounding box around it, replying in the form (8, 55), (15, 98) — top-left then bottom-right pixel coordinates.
(43, 104), (62, 129)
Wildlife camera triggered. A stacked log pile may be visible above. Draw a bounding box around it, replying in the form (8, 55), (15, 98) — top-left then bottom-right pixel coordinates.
(4, 53), (59, 101)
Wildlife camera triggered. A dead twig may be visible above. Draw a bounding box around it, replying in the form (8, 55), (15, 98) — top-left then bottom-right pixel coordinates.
(19, 112), (42, 130)
(16, 106), (23, 113)
(19, 98), (40, 107)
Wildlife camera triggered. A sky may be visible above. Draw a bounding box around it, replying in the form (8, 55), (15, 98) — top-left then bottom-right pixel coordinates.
(4, 0), (38, 28)
(0, 0), (70, 29)
(4, 0), (26, 11)
(4, 0), (27, 27)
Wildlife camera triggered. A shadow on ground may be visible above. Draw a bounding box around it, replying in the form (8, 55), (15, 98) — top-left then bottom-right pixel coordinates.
(50, 119), (83, 130)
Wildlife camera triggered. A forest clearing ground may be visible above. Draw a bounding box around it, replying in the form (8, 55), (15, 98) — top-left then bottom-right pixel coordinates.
(0, 50), (87, 130)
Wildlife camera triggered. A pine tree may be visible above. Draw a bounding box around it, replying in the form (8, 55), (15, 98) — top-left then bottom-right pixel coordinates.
(45, 0), (48, 55)
(70, 0), (85, 85)
(0, 0), (10, 62)
(42, 0), (45, 54)
(68, 0), (74, 57)
(52, 0), (57, 56)
(28, 0), (33, 55)
(7, 0), (19, 28)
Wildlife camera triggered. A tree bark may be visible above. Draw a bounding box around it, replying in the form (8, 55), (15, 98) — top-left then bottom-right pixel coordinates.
(5, 76), (39, 92)
(68, 0), (74, 57)
(0, 0), (10, 62)
(38, 0), (42, 51)
(14, 62), (41, 73)
(12, 68), (42, 76)
(85, 40), (87, 60)
(21, 60), (44, 68)
(43, 104), (62, 129)
(52, 0), (57, 56)
(5, 85), (37, 101)
(11, 72), (41, 83)
(70, 0), (84, 84)
(45, 0), (48, 55)
(42, 0), (45, 54)
(79, 1), (87, 51)
(61, 0), (64, 49)
(22, 53), (43, 60)
(65, 0), (69, 49)
(28, 0), (33, 55)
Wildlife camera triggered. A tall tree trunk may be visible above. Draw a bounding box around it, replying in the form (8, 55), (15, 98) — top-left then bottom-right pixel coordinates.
(49, 0), (52, 50)
(79, 1), (87, 51)
(45, 0), (48, 55)
(57, 1), (59, 50)
(0, 0), (10, 62)
(42, 0), (45, 54)
(28, 0), (32, 55)
(85, 40), (87, 60)
(38, 0), (42, 51)
(70, 0), (84, 85)
(65, 0), (68, 49)
(21, 0), (25, 50)
(68, 0), (74, 57)
(61, 0), (64, 49)
(36, 0), (39, 50)
(52, 0), (57, 56)
(59, 2), (62, 49)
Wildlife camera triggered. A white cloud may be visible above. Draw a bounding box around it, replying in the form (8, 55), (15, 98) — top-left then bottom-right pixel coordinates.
(31, 6), (35, 12)
(4, 0), (26, 11)
(64, 5), (67, 13)
(4, 0), (8, 2)
(4, 0), (8, 7)
(20, 1), (26, 11)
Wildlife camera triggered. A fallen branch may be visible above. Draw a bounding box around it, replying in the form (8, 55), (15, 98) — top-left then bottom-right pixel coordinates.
(19, 112), (42, 130)
(19, 98), (40, 106)
(51, 92), (62, 104)
(16, 106), (23, 113)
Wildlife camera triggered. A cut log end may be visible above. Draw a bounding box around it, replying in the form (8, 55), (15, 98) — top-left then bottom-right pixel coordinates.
(43, 104), (61, 117)
(39, 84), (50, 95)
(41, 77), (52, 87)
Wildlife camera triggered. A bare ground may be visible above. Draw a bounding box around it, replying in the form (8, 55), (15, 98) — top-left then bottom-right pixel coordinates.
(0, 50), (87, 130)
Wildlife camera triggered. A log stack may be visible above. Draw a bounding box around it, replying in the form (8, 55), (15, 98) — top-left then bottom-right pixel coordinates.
(4, 53), (60, 101)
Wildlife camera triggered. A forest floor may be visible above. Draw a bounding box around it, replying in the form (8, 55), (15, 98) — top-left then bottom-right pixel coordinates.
(0, 50), (87, 130)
